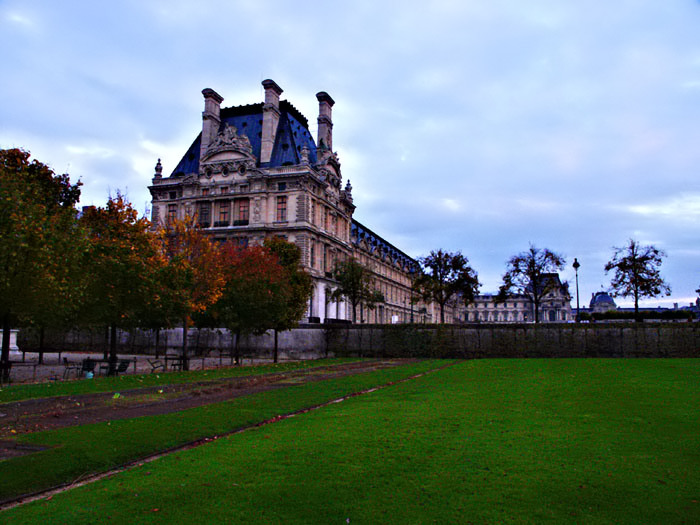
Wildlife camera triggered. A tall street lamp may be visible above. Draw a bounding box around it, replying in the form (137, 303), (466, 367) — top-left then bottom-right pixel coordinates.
(572, 258), (581, 322)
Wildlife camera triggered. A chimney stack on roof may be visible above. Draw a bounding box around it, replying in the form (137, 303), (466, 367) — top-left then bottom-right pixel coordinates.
(261, 79), (283, 164)
(316, 91), (335, 152)
(200, 88), (224, 160)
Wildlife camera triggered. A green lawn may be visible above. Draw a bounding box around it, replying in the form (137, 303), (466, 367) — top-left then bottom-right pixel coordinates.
(4, 359), (700, 524)
(0, 359), (444, 502)
(0, 358), (358, 404)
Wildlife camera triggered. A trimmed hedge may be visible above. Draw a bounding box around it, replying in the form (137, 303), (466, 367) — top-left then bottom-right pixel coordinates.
(325, 322), (700, 359)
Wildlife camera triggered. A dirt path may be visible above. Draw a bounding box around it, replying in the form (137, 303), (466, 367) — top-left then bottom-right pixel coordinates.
(0, 359), (413, 440)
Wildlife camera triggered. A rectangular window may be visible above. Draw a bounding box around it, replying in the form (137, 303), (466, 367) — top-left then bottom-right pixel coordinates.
(240, 184), (249, 193)
(278, 182), (286, 191)
(169, 191), (177, 200)
(234, 198), (249, 224)
(198, 202), (210, 227)
(276, 196), (287, 222)
(220, 186), (228, 194)
(218, 201), (230, 225)
(310, 243), (316, 268)
(167, 204), (177, 223)
(201, 188), (209, 196)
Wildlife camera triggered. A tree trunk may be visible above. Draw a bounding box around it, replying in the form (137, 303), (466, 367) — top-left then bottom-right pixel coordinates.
(38, 325), (45, 364)
(1, 314), (11, 383)
(103, 325), (109, 360)
(273, 329), (279, 363)
(154, 328), (161, 358)
(108, 323), (118, 375)
(234, 330), (241, 365)
(181, 318), (190, 371)
(440, 303), (445, 324)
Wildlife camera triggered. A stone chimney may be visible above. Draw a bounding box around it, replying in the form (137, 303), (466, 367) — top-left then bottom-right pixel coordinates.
(261, 79), (283, 164)
(316, 91), (335, 151)
(200, 88), (224, 159)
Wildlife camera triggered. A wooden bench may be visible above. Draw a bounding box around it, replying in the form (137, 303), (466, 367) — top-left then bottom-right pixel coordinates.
(147, 358), (164, 373)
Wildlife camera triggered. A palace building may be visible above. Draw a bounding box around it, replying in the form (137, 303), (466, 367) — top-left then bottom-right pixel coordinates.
(461, 273), (572, 323)
(149, 80), (426, 324)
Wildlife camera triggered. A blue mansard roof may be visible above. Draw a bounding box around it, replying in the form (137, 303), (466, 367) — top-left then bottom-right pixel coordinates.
(170, 100), (318, 177)
(351, 220), (419, 273)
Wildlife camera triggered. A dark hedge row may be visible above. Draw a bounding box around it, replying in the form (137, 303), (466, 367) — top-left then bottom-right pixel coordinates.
(325, 323), (700, 359)
(578, 310), (694, 321)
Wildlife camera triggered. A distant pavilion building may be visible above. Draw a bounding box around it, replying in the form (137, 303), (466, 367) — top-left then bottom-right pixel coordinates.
(461, 273), (573, 323)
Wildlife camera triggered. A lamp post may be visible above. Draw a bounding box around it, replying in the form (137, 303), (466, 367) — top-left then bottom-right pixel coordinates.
(572, 258), (581, 322)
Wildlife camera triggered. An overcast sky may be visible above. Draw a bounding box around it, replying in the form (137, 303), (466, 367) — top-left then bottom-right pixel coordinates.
(1, 0), (699, 308)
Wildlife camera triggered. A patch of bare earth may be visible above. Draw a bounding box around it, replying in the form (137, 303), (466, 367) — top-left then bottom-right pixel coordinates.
(0, 359), (415, 457)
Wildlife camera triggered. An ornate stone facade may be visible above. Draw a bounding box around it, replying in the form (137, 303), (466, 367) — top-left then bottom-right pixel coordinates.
(461, 274), (572, 323)
(149, 80), (424, 323)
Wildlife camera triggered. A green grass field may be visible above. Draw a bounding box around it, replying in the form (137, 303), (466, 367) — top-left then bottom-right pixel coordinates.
(4, 359), (700, 524)
(0, 359), (443, 501)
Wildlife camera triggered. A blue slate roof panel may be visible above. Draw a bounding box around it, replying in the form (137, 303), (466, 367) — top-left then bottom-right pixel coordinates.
(351, 220), (418, 272)
(169, 100), (317, 177)
(171, 135), (201, 177)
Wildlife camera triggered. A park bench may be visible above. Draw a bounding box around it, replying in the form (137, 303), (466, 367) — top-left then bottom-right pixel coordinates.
(147, 358), (164, 373)
(19, 349), (63, 363)
(98, 359), (132, 376)
(6, 361), (47, 383)
(164, 354), (184, 371)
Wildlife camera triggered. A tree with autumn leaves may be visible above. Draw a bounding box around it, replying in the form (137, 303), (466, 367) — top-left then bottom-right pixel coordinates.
(155, 217), (226, 369)
(203, 238), (312, 364)
(79, 195), (164, 373)
(0, 149), (83, 380)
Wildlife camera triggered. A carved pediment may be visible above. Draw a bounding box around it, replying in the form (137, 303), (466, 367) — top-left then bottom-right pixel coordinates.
(202, 124), (255, 163)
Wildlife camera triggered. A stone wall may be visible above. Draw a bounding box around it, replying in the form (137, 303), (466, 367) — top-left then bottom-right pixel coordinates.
(18, 326), (330, 360)
(18, 323), (700, 360)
